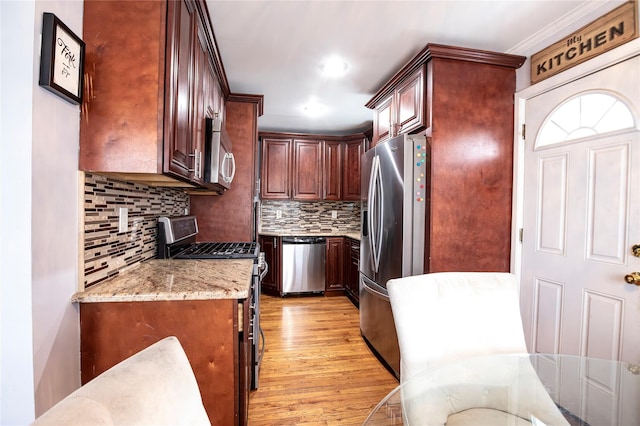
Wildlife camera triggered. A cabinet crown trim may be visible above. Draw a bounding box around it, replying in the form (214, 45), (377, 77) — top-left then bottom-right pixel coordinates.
(365, 43), (526, 109)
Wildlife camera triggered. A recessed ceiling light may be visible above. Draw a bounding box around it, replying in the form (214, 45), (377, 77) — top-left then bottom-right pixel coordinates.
(303, 102), (326, 116)
(320, 56), (348, 77)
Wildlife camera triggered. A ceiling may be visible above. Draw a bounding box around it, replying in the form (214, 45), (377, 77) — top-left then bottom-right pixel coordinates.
(206, 1), (620, 136)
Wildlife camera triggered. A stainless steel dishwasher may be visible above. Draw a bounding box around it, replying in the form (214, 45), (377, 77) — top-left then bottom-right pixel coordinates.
(281, 236), (326, 295)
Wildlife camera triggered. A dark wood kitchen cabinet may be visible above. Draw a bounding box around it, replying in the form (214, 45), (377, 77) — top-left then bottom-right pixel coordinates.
(325, 237), (345, 296)
(260, 138), (291, 199)
(259, 132), (367, 201)
(370, 65), (425, 146)
(259, 235), (282, 296)
(79, 297), (250, 426)
(342, 137), (365, 201)
(345, 237), (360, 306)
(293, 139), (324, 200)
(165, 0), (198, 180)
(80, 0), (227, 188)
(366, 44), (525, 272)
(323, 141), (343, 200)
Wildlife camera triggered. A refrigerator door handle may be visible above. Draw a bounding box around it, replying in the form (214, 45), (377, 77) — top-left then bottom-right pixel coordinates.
(373, 156), (383, 272)
(367, 155), (378, 272)
(368, 155), (382, 272)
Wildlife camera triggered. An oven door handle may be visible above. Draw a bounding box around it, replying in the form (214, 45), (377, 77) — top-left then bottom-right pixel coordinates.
(259, 261), (269, 281)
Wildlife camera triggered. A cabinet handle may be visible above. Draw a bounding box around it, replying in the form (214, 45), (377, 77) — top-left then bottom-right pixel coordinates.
(188, 149), (202, 179)
(273, 236), (277, 248)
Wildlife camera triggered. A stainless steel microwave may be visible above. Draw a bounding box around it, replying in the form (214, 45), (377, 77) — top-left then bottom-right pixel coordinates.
(204, 116), (235, 190)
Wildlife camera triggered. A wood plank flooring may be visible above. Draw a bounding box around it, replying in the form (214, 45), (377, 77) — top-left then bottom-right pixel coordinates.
(248, 295), (399, 426)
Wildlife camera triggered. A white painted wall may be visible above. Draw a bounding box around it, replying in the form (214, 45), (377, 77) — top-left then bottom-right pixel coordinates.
(1, 1), (36, 423)
(1, 0), (82, 423)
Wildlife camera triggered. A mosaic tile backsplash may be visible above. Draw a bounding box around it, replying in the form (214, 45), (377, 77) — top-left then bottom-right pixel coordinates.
(259, 200), (360, 234)
(83, 173), (189, 288)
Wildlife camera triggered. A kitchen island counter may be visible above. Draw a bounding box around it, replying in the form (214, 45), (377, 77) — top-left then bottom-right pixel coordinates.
(72, 258), (254, 303)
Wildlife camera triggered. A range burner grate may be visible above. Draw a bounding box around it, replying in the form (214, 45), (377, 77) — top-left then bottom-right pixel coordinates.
(174, 242), (259, 259)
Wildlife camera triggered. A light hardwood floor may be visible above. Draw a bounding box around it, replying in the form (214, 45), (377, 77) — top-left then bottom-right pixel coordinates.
(248, 295), (399, 426)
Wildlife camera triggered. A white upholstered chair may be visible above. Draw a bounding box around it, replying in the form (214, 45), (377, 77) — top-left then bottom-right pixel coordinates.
(32, 336), (210, 426)
(387, 272), (569, 425)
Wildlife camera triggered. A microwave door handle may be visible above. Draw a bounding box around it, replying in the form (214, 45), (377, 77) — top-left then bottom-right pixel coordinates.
(221, 153), (234, 184)
(227, 153), (236, 183)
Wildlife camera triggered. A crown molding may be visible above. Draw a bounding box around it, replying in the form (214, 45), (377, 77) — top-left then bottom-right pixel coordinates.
(507, 0), (629, 55)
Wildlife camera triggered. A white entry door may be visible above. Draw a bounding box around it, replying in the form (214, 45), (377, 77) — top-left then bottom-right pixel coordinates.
(521, 55), (640, 364)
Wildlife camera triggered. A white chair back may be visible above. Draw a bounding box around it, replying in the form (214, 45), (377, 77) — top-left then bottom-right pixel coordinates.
(387, 272), (527, 383)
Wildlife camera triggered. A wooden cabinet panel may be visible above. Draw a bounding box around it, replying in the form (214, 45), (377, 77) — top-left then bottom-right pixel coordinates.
(292, 139), (323, 200)
(165, 0), (197, 180)
(260, 139), (291, 199)
(325, 237), (345, 295)
(342, 138), (364, 201)
(259, 235), (281, 296)
(80, 299), (246, 425)
(372, 95), (393, 145)
(81, 0), (229, 188)
(396, 66), (425, 135)
(369, 65), (426, 145)
(80, 0), (167, 174)
(323, 141), (342, 200)
(345, 238), (360, 306)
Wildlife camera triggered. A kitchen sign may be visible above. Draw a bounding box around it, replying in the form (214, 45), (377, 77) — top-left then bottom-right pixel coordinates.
(39, 13), (85, 105)
(530, 1), (637, 84)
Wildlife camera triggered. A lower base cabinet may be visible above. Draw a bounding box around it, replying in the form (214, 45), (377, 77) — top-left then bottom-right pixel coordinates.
(325, 237), (345, 296)
(259, 235), (282, 296)
(345, 238), (360, 306)
(79, 298), (250, 426)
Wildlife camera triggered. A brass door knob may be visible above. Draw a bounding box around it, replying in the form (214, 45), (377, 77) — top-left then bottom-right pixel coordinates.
(633, 244), (640, 258)
(624, 272), (640, 286)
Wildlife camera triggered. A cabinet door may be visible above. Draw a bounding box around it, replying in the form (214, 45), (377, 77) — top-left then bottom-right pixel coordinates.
(165, 0), (196, 179)
(190, 19), (208, 184)
(259, 235), (281, 296)
(348, 239), (360, 305)
(260, 139), (291, 199)
(395, 65), (425, 135)
(342, 138), (364, 201)
(372, 94), (393, 145)
(292, 139), (323, 200)
(323, 141), (342, 200)
(325, 237), (345, 294)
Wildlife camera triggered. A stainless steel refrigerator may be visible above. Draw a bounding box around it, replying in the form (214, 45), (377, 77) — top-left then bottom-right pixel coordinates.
(360, 133), (429, 378)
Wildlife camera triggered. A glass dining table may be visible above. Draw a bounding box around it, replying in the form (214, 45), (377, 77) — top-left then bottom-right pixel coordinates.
(364, 354), (640, 425)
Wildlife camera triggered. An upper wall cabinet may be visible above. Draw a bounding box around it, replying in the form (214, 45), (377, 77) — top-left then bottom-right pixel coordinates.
(259, 132), (367, 202)
(80, 0), (228, 189)
(260, 137), (292, 200)
(366, 43), (526, 273)
(371, 66), (425, 144)
(342, 137), (365, 201)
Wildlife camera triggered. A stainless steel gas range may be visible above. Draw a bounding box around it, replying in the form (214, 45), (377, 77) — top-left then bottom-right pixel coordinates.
(157, 215), (267, 390)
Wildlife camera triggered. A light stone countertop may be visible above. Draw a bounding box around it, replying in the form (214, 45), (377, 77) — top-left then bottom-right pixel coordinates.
(72, 259), (254, 303)
(259, 231), (361, 241)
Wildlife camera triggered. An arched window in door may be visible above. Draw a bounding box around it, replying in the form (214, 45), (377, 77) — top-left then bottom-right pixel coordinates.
(536, 91), (635, 149)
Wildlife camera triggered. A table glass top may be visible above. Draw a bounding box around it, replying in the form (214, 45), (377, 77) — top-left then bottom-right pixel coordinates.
(364, 354), (640, 426)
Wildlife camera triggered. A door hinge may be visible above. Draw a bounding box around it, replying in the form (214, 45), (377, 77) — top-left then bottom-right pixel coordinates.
(521, 124), (526, 140)
(519, 228), (524, 243)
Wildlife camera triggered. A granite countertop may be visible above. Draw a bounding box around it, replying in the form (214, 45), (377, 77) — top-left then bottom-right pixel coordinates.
(72, 259), (255, 303)
(259, 231), (361, 241)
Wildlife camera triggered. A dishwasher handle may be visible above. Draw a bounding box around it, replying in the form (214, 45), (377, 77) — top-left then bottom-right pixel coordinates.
(282, 236), (326, 244)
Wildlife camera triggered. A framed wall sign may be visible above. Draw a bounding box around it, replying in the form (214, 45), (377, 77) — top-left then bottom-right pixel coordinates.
(39, 13), (85, 105)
